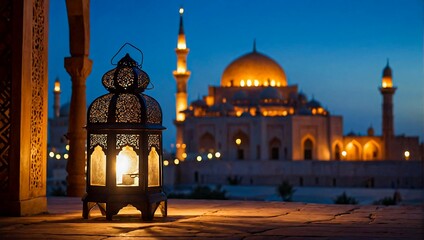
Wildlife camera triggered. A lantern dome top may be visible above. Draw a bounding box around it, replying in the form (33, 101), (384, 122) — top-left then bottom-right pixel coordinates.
(88, 53), (164, 129)
(101, 54), (150, 93)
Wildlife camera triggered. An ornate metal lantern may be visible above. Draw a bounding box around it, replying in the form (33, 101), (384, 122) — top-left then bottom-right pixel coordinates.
(83, 50), (167, 221)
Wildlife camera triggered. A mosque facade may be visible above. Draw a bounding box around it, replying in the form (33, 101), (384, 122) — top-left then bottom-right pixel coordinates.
(173, 8), (422, 164)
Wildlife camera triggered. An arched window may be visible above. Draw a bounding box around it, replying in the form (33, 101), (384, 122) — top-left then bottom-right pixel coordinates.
(363, 141), (380, 160)
(335, 144), (341, 160)
(233, 130), (249, 160)
(269, 138), (281, 160)
(199, 132), (215, 153)
(304, 138), (313, 160)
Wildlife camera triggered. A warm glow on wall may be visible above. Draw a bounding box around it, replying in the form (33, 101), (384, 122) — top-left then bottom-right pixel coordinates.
(342, 150), (347, 157)
(254, 79), (259, 86)
(270, 79), (276, 86)
(182, 152), (187, 159)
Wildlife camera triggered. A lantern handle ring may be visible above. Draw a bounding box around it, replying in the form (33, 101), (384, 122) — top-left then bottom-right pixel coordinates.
(110, 43), (144, 67)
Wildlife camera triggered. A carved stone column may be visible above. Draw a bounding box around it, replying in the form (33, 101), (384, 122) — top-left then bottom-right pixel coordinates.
(64, 56), (92, 197)
(64, 0), (91, 197)
(0, 0), (48, 216)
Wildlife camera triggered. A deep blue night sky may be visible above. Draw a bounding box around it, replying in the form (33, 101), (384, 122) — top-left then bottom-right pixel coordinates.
(48, 0), (423, 150)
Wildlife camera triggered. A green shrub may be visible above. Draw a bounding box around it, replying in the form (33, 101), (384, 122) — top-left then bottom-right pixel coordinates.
(168, 185), (227, 200)
(277, 180), (296, 202)
(333, 192), (358, 204)
(374, 191), (402, 206)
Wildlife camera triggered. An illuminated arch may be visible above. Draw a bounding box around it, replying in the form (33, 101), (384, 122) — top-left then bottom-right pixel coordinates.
(363, 140), (381, 160)
(345, 140), (362, 160)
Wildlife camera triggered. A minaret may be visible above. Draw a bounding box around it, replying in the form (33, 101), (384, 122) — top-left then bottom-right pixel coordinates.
(53, 77), (61, 118)
(379, 60), (396, 158)
(173, 7), (191, 159)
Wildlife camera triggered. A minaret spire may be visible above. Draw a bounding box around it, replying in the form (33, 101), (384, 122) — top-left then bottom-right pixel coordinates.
(173, 7), (191, 160)
(179, 7), (184, 35)
(379, 60), (396, 159)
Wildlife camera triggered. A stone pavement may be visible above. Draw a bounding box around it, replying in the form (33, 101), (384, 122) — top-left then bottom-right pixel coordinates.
(0, 197), (422, 239)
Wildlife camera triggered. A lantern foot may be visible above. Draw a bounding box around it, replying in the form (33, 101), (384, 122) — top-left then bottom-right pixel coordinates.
(159, 200), (167, 217)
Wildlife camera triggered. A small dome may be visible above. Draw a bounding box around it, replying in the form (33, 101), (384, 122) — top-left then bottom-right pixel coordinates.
(297, 92), (308, 105)
(367, 126), (375, 136)
(87, 54), (164, 129)
(101, 54), (150, 93)
(191, 99), (207, 108)
(260, 87), (283, 101)
(297, 106), (312, 115)
(59, 102), (71, 116)
(306, 99), (321, 108)
(221, 50), (287, 87)
(240, 111), (252, 117)
(208, 102), (234, 113)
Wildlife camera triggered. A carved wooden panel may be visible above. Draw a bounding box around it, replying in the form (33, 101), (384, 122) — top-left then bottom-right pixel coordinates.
(30, 0), (46, 190)
(0, 0), (12, 191)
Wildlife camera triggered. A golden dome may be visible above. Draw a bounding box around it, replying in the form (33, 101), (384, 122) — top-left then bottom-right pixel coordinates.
(221, 50), (287, 87)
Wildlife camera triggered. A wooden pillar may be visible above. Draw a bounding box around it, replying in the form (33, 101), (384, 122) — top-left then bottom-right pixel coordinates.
(64, 0), (92, 197)
(0, 0), (49, 216)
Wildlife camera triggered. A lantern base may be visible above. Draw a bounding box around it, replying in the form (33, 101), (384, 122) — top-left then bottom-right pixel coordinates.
(82, 192), (167, 221)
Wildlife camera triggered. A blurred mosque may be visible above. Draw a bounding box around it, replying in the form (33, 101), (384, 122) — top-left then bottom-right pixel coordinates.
(172, 8), (422, 163)
(47, 8), (423, 191)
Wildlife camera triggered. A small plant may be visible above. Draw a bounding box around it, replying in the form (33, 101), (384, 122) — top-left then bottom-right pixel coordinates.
(227, 175), (243, 185)
(167, 185), (227, 200)
(191, 185), (227, 200)
(374, 191), (402, 206)
(277, 180), (296, 202)
(333, 192), (358, 204)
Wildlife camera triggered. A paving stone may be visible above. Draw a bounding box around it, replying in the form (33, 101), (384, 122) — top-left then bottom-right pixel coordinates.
(0, 197), (422, 239)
